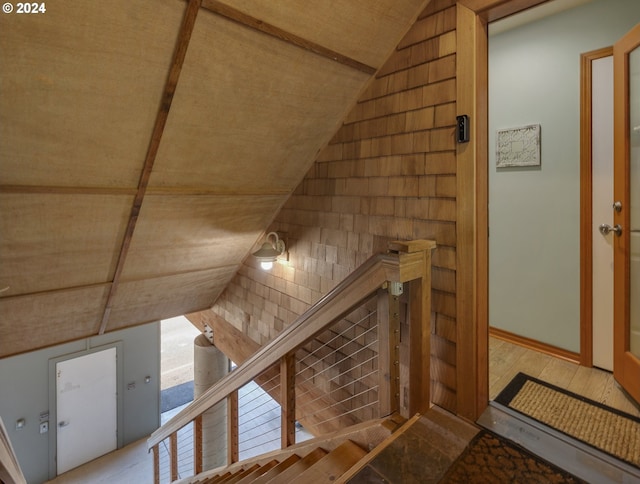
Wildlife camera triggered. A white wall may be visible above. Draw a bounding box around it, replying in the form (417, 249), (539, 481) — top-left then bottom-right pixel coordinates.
(0, 322), (160, 483)
(488, 0), (640, 352)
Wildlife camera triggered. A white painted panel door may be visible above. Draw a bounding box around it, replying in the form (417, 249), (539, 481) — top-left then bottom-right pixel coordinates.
(592, 55), (614, 371)
(56, 347), (117, 475)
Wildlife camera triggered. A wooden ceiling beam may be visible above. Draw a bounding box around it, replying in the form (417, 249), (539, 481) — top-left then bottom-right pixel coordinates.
(0, 185), (138, 195)
(200, 0), (377, 75)
(0, 185), (290, 197)
(145, 186), (291, 196)
(98, 0), (203, 334)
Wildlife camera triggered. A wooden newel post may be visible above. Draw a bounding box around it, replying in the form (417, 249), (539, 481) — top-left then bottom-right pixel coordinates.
(280, 354), (296, 448)
(378, 286), (401, 417)
(388, 240), (436, 417)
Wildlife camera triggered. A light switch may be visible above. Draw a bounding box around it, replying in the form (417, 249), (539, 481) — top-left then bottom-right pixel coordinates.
(15, 418), (25, 430)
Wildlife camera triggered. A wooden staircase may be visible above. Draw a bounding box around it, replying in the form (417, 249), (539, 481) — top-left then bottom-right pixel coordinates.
(184, 406), (482, 484)
(149, 241), (437, 484)
(190, 440), (366, 484)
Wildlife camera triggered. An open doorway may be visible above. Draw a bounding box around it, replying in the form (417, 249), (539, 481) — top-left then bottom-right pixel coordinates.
(486, 0), (640, 413)
(161, 316), (200, 418)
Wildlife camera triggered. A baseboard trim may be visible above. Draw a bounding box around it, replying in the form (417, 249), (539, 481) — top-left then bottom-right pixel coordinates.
(489, 327), (581, 364)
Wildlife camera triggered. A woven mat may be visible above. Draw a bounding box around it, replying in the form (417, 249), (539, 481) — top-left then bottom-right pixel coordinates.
(495, 372), (640, 468)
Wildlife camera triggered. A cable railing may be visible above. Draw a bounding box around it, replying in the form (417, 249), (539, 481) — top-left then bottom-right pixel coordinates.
(294, 300), (379, 435)
(148, 239), (436, 483)
(157, 421), (195, 482)
(237, 369), (282, 459)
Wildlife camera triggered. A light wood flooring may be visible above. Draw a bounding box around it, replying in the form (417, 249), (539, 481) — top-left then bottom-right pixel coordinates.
(489, 335), (640, 418)
(44, 437), (153, 484)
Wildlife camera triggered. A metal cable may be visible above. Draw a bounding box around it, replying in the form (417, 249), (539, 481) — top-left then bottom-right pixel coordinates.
(294, 337), (378, 400)
(296, 364), (379, 412)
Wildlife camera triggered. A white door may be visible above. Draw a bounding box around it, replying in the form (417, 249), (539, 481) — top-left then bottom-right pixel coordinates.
(56, 347), (117, 475)
(592, 54), (615, 371)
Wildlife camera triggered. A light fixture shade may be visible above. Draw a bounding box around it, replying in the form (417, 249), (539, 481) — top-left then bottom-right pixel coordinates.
(252, 241), (281, 260)
(252, 232), (285, 270)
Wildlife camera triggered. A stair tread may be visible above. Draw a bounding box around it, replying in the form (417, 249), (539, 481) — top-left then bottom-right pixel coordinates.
(212, 468), (246, 484)
(234, 459), (279, 484)
(294, 440), (367, 483)
(203, 471), (231, 483)
(265, 447), (328, 484)
(251, 454), (301, 484)
(220, 464), (261, 484)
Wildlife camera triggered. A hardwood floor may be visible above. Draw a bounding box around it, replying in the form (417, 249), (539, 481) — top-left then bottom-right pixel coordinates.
(489, 336), (640, 418)
(44, 437), (153, 484)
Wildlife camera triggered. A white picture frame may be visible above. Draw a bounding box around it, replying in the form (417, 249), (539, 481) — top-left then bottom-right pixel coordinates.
(496, 124), (541, 168)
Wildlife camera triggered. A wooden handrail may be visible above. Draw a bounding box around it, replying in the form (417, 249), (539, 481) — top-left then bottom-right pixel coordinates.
(148, 241), (434, 450)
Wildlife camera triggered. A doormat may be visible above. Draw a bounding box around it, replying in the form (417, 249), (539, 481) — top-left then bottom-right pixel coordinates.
(495, 372), (640, 468)
(440, 430), (585, 483)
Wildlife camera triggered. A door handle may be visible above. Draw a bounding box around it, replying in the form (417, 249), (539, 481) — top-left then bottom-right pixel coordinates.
(58, 420), (70, 428)
(599, 223), (622, 236)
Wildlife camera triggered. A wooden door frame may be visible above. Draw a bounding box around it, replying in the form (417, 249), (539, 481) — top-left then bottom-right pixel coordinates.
(579, 47), (614, 368)
(455, 0), (552, 421)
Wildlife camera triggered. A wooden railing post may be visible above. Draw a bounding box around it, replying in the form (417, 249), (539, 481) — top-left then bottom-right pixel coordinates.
(408, 274), (431, 415)
(152, 444), (160, 484)
(280, 354), (296, 448)
(170, 433), (178, 482)
(194, 415), (202, 475)
(389, 286), (402, 414)
(412, 243), (435, 415)
(227, 390), (239, 465)
(378, 286), (400, 416)
(378, 288), (390, 416)
(388, 240), (436, 416)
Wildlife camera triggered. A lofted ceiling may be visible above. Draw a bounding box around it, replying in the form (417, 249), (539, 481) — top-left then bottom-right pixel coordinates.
(0, 0), (430, 357)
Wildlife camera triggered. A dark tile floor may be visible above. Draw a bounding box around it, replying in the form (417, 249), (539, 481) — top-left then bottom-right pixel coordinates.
(349, 409), (584, 484)
(349, 408), (478, 484)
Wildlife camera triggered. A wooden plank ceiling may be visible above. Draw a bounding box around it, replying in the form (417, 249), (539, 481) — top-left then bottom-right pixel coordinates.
(0, 0), (429, 357)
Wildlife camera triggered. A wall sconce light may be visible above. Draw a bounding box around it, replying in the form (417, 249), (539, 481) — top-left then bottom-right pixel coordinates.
(252, 232), (286, 270)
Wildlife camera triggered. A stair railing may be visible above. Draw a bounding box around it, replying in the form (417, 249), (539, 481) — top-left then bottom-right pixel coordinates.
(147, 239), (435, 483)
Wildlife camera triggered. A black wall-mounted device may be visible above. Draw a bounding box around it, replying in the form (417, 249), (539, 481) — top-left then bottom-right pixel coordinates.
(456, 115), (470, 143)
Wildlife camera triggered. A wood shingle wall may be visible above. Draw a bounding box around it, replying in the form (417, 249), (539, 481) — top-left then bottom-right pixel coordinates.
(202, 0), (460, 413)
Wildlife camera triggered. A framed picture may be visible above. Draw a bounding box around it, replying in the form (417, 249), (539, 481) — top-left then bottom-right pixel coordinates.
(496, 124), (541, 168)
